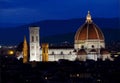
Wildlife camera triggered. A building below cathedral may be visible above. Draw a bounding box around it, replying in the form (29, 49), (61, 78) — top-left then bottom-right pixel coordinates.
(40, 45), (76, 61)
(23, 11), (113, 62)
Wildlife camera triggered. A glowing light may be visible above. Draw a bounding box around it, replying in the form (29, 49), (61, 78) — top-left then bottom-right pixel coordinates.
(97, 79), (101, 82)
(86, 11), (92, 23)
(45, 77), (48, 80)
(8, 50), (14, 55)
(77, 74), (79, 77)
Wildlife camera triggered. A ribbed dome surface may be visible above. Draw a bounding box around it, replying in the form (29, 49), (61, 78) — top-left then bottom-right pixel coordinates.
(75, 11), (104, 41)
(75, 23), (104, 40)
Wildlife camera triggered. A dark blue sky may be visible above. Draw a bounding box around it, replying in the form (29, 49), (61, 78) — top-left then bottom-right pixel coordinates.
(0, 0), (119, 27)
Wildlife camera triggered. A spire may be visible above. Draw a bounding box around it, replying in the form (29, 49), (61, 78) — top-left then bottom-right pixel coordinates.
(23, 36), (28, 63)
(23, 36), (27, 45)
(86, 11), (92, 23)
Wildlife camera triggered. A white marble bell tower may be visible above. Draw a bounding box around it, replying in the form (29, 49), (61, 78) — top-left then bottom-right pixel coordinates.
(29, 26), (40, 61)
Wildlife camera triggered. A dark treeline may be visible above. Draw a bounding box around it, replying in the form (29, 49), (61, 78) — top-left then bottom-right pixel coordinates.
(1, 55), (120, 83)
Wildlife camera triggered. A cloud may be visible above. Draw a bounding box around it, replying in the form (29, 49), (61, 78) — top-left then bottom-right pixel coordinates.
(0, 8), (40, 23)
(0, 0), (52, 9)
(0, 0), (119, 24)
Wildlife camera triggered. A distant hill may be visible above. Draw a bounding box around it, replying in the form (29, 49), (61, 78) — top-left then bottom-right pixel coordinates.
(0, 18), (119, 45)
(41, 28), (120, 45)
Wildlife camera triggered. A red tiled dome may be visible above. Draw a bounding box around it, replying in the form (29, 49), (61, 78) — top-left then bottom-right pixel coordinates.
(75, 11), (104, 41)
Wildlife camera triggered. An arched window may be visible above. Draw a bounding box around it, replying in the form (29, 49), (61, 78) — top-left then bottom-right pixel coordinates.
(43, 47), (45, 53)
(32, 36), (34, 42)
(61, 51), (63, 55)
(52, 51), (54, 55)
(69, 51), (72, 55)
(81, 45), (84, 49)
(36, 36), (38, 41)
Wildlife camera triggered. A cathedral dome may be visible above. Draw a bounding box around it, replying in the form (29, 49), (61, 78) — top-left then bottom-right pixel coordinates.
(75, 11), (104, 41)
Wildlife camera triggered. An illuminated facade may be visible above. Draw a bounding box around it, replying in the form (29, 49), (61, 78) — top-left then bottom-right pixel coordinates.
(74, 11), (105, 50)
(29, 27), (40, 61)
(28, 11), (113, 62)
(74, 11), (105, 61)
(44, 47), (76, 61)
(42, 43), (49, 61)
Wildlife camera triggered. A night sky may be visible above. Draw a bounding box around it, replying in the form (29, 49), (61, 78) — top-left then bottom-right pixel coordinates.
(0, 0), (119, 27)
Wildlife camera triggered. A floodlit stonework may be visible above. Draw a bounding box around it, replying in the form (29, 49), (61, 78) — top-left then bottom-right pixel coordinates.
(29, 11), (113, 62)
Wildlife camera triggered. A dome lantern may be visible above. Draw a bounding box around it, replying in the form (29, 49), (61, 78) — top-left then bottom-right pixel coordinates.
(86, 11), (92, 23)
(74, 11), (105, 50)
